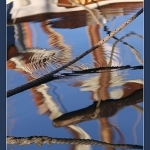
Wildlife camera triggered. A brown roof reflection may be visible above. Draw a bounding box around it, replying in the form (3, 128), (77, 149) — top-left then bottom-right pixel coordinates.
(7, 2), (143, 29)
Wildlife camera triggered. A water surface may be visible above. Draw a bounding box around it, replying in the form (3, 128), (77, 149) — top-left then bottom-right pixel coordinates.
(7, 1), (143, 150)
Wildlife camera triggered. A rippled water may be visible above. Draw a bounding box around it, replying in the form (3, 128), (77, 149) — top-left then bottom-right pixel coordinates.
(7, 1), (143, 150)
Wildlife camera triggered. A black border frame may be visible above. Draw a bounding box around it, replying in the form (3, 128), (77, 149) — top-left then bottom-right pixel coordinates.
(0, 0), (6, 149)
(144, 0), (150, 149)
(4, 0), (149, 149)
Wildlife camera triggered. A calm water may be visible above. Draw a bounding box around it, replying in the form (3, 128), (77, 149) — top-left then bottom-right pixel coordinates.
(7, 1), (143, 150)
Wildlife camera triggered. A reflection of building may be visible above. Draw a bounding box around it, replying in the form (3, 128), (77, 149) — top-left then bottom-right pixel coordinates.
(7, 0), (143, 26)
(7, 1), (143, 150)
(7, 21), (92, 150)
(7, 22), (88, 78)
(87, 24), (143, 150)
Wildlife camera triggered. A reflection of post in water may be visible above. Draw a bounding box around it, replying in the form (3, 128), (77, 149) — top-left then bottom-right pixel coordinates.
(53, 88), (143, 125)
(7, 22), (92, 150)
(86, 24), (143, 149)
(87, 24), (113, 150)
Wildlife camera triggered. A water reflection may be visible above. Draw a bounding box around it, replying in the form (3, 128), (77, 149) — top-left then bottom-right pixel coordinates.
(7, 20), (92, 150)
(7, 0), (143, 26)
(7, 1), (143, 150)
(68, 24), (143, 150)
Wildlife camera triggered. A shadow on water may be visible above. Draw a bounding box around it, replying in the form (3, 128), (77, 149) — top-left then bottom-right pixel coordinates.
(7, 0), (143, 150)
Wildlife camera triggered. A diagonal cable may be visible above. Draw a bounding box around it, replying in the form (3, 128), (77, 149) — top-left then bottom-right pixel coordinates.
(7, 8), (143, 98)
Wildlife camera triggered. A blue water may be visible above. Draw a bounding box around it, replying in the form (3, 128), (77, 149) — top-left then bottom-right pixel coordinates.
(7, 2), (143, 150)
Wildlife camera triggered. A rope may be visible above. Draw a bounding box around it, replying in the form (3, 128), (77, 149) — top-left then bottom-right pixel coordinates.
(104, 26), (143, 46)
(7, 65), (143, 98)
(71, 65), (143, 74)
(7, 8), (143, 98)
(108, 33), (143, 66)
(7, 136), (143, 149)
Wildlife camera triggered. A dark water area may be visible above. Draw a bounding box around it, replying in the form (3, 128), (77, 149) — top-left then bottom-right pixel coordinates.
(7, 1), (143, 150)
